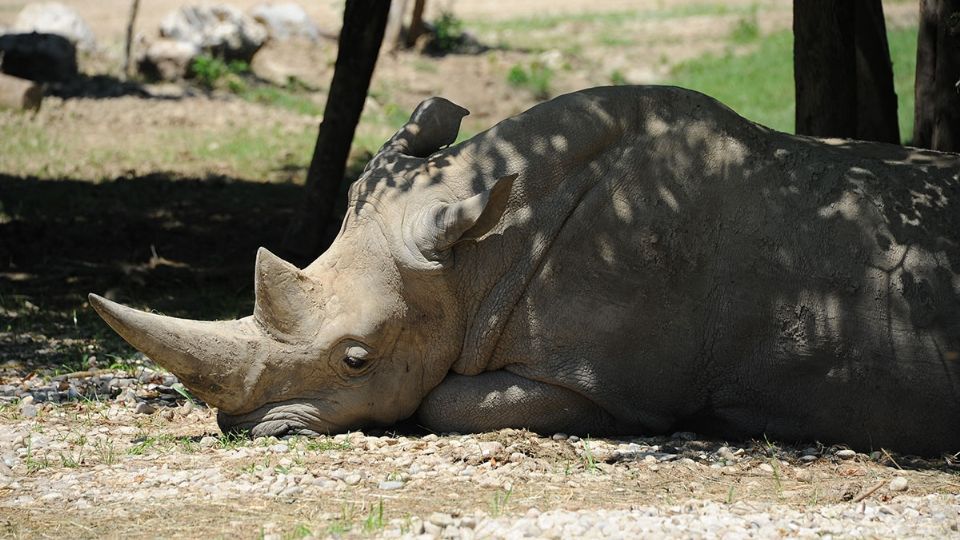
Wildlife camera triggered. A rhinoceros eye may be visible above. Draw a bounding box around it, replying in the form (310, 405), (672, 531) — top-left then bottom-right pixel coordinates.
(341, 345), (371, 371)
(343, 356), (367, 370)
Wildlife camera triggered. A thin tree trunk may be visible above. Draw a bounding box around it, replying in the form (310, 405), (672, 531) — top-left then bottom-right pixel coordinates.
(794, 0), (858, 138)
(383, 0), (409, 52)
(855, 0), (900, 143)
(406, 0), (427, 48)
(914, 0), (960, 151)
(282, 0), (391, 261)
(122, 0), (140, 80)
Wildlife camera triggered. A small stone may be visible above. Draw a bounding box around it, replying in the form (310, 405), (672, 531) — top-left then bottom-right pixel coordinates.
(344, 474), (362, 486)
(717, 446), (737, 462)
(378, 480), (404, 490)
(199, 436), (218, 448)
(478, 441), (504, 458)
(758, 463), (774, 473)
(428, 512), (454, 527)
(160, 409), (175, 421)
(20, 395), (34, 406)
(836, 449), (857, 459)
(134, 402), (156, 415)
(179, 400), (194, 416)
(888, 477), (908, 492)
(795, 469), (814, 483)
(279, 485), (302, 497)
(19, 404), (37, 418)
(423, 522), (442, 536)
(551, 433), (568, 441)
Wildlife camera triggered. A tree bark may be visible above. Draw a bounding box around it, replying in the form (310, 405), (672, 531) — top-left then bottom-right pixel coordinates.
(794, 1), (900, 142)
(282, 0), (391, 261)
(122, 0), (140, 80)
(855, 0), (900, 143)
(383, 0), (409, 52)
(914, 0), (960, 151)
(794, 1), (857, 138)
(406, 0), (427, 48)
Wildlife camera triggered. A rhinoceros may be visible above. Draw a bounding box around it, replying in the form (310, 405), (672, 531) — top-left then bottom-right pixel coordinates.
(90, 86), (960, 455)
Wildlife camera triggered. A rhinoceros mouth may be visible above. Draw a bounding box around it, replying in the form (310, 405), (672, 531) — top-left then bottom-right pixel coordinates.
(217, 398), (342, 438)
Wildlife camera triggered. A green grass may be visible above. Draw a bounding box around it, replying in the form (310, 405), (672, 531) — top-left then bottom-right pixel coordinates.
(668, 26), (918, 143)
(236, 86), (323, 116)
(468, 3), (752, 33)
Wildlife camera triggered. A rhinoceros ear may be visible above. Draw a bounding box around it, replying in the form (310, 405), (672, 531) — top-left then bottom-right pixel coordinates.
(410, 173), (518, 265)
(254, 247), (321, 339)
(381, 97), (469, 158)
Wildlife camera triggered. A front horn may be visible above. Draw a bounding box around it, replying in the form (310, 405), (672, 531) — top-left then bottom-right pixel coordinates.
(88, 294), (261, 413)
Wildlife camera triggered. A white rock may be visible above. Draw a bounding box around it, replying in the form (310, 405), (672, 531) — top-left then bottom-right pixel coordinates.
(160, 4), (267, 62)
(13, 2), (95, 51)
(138, 38), (201, 81)
(249, 2), (321, 42)
(888, 477), (908, 492)
(836, 449), (857, 459)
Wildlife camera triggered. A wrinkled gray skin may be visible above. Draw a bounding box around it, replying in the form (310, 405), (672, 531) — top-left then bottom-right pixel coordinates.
(90, 86), (960, 455)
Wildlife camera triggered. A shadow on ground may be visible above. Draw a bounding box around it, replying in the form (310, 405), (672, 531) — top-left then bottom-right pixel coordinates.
(0, 173), (302, 368)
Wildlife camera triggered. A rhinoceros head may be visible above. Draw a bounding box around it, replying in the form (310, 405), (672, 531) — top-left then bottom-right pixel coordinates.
(90, 97), (516, 437)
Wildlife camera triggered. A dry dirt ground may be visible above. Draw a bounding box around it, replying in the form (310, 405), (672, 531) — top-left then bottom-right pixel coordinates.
(2, 0), (957, 538)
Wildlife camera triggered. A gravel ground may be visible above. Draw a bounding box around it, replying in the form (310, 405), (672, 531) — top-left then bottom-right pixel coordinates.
(2, 363), (959, 538)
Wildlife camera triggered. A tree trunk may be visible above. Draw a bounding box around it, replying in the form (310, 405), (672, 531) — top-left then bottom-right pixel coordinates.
(914, 0), (960, 151)
(282, 0), (391, 261)
(794, 1), (900, 142)
(794, 1), (857, 138)
(122, 0), (141, 80)
(383, 0), (409, 53)
(406, 0), (427, 48)
(855, 0), (900, 143)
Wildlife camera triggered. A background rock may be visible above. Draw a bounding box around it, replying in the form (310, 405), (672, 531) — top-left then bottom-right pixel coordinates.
(159, 4), (266, 63)
(138, 38), (201, 81)
(12, 2), (95, 51)
(249, 2), (321, 42)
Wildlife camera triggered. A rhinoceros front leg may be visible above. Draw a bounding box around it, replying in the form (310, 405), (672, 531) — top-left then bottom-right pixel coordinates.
(417, 370), (620, 435)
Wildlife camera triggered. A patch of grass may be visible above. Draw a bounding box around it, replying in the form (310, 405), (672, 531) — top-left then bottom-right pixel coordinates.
(432, 11), (465, 53)
(669, 26), (918, 143)
(171, 383), (196, 404)
(469, 4), (748, 33)
(582, 438), (600, 473)
(217, 431), (250, 450)
(236, 86), (323, 116)
(490, 486), (513, 516)
(887, 27), (918, 144)
(507, 62), (554, 100)
(362, 499), (386, 533)
(327, 503), (356, 535)
(191, 55), (250, 91)
(609, 69), (629, 86)
(289, 524), (313, 539)
(668, 30), (795, 132)
(24, 438), (51, 473)
(93, 439), (117, 465)
(127, 435), (159, 455)
(301, 437), (351, 452)
(729, 12), (760, 44)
